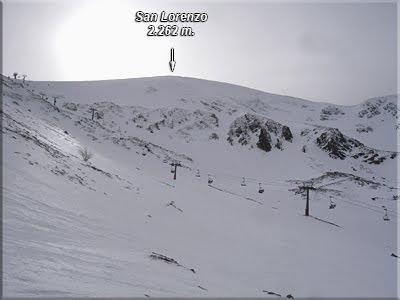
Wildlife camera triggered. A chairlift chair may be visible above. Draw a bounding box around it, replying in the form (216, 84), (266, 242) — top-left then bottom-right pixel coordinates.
(241, 177), (247, 187)
(382, 206), (390, 221)
(196, 169), (201, 177)
(170, 165), (175, 173)
(329, 196), (336, 209)
(208, 175), (213, 185)
(258, 183), (264, 194)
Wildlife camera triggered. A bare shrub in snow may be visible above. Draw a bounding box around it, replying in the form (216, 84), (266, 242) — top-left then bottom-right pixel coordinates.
(78, 147), (93, 162)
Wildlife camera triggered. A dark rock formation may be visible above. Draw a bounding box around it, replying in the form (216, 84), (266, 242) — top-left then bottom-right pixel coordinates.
(227, 114), (292, 153)
(320, 105), (345, 120)
(209, 132), (219, 140)
(257, 128), (272, 152)
(281, 126), (293, 141)
(315, 128), (360, 159)
(312, 127), (394, 164)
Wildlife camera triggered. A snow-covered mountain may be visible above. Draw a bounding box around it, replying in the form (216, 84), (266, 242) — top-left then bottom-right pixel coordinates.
(3, 75), (398, 297)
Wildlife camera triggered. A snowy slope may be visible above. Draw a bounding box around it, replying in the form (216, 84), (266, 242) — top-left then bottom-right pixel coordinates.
(2, 75), (398, 297)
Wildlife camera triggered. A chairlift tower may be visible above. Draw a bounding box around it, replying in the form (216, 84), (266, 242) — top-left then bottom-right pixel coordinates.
(90, 107), (96, 120)
(299, 184), (315, 216)
(170, 161), (181, 180)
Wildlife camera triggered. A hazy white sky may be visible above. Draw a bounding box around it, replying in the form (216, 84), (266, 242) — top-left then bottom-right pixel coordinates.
(3, 0), (398, 104)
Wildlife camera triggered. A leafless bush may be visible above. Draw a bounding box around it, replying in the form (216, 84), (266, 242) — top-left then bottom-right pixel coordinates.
(78, 147), (93, 162)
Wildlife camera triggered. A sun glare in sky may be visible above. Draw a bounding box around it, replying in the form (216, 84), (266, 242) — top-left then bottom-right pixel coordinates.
(4, 0), (396, 104)
(54, 0), (171, 80)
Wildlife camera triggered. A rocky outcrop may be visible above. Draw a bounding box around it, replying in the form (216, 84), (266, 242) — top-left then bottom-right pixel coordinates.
(311, 127), (396, 164)
(281, 126), (293, 141)
(320, 105), (345, 120)
(358, 96), (398, 119)
(356, 124), (373, 133)
(132, 108), (220, 141)
(383, 102), (398, 118)
(227, 114), (292, 153)
(315, 128), (361, 159)
(256, 128), (272, 152)
(209, 133), (219, 140)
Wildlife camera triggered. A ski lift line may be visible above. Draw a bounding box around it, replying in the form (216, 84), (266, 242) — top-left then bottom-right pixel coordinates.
(245, 176), (291, 183)
(264, 188), (292, 193)
(205, 174), (294, 188)
(201, 172), (294, 188)
(212, 178), (294, 189)
(338, 198), (391, 215)
(209, 184), (263, 205)
(207, 178), (290, 193)
(206, 176), (290, 192)
(303, 186), (398, 216)
(334, 197), (400, 219)
(300, 185), (398, 215)
(345, 197), (398, 214)
(311, 187), (342, 194)
(199, 169), (292, 185)
(329, 194), (399, 214)
(314, 179), (349, 189)
(244, 179), (291, 187)
(316, 179), (397, 191)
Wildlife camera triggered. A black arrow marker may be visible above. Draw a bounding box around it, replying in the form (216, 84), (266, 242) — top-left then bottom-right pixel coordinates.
(169, 48), (176, 72)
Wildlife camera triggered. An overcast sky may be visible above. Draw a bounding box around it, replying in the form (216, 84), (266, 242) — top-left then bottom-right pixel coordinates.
(3, 0), (398, 104)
